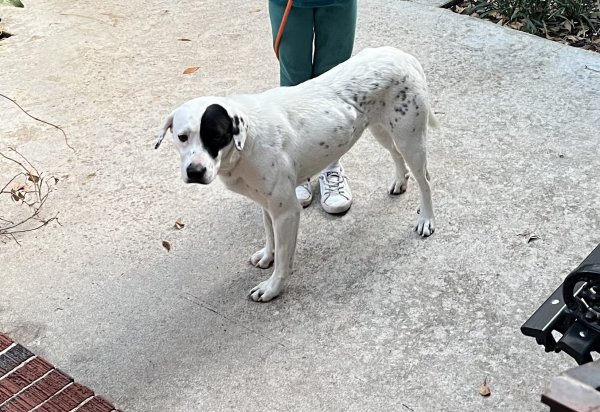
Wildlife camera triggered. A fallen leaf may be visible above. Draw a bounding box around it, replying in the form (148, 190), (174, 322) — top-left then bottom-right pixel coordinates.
(0, 0), (24, 7)
(177, 38), (191, 42)
(86, 172), (97, 179)
(479, 382), (491, 397)
(27, 172), (40, 183)
(518, 230), (540, 243)
(162, 240), (171, 252)
(183, 66), (200, 75)
(174, 218), (185, 230)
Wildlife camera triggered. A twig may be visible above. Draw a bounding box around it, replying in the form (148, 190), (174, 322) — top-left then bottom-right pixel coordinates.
(0, 149), (59, 245)
(585, 65), (600, 73)
(0, 93), (75, 151)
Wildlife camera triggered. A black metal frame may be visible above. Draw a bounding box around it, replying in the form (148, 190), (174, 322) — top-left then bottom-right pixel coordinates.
(522, 243), (600, 365)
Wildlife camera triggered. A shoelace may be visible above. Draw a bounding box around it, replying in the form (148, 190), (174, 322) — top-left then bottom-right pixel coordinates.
(321, 172), (349, 201)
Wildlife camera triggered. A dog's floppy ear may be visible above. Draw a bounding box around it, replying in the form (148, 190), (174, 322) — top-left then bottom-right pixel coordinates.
(155, 111), (174, 149)
(226, 108), (248, 151)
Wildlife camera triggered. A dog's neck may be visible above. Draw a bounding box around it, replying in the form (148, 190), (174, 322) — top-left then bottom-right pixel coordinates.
(218, 133), (254, 175)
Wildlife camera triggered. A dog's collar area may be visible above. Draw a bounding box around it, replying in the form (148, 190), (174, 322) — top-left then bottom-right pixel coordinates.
(217, 141), (242, 174)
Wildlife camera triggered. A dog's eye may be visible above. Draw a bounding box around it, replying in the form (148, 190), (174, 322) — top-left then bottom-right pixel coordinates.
(178, 134), (188, 142)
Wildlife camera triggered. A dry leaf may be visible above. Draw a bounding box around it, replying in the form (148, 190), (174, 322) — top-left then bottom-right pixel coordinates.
(27, 172), (40, 183)
(518, 230), (540, 244)
(174, 218), (185, 230)
(86, 172), (97, 179)
(183, 66), (200, 75)
(177, 38), (191, 42)
(162, 240), (171, 252)
(479, 383), (491, 397)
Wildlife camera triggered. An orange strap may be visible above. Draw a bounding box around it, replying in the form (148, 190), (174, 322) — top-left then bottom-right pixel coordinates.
(274, 0), (294, 60)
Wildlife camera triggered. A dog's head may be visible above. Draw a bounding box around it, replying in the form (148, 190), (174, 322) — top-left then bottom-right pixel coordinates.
(155, 98), (248, 184)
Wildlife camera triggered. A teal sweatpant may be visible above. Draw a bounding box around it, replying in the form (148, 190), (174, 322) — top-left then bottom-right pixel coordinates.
(268, 1), (357, 87)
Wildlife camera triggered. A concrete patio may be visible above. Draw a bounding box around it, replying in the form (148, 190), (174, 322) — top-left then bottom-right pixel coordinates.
(1, 0), (599, 410)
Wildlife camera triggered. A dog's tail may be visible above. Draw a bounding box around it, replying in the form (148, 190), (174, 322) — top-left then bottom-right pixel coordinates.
(427, 108), (439, 129)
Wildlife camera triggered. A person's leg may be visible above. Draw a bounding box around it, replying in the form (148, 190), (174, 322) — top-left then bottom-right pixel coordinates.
(268, 1), (314, 87)
(313, 1), (357, 213)
(312, 0), (357, 78)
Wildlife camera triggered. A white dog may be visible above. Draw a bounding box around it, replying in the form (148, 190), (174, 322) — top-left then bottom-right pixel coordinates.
(156, 47), (437, 302)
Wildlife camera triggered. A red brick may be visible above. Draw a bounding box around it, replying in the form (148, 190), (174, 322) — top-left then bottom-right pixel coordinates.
(0, 346), (34, 376)
(77, 396), (116, 412)
(36, 383), (94, 412)
(1, 396), (32, 412)
(11, 369), (72, 409)
(0, 334), (13, 353)
(0, 357), (54, 403)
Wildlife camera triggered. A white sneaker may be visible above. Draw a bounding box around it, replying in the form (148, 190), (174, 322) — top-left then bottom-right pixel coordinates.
(295, 180), (313, 208)
(319, 166), (352, 214)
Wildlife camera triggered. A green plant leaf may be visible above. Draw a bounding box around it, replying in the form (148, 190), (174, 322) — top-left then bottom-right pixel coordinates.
(0, 0), (24, 7)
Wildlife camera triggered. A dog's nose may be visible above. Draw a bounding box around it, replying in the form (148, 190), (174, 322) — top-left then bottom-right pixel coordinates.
(186, 165), (206, 181)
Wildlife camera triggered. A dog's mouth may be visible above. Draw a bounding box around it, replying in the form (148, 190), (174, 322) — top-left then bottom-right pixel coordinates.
(185, 177), (211, 185)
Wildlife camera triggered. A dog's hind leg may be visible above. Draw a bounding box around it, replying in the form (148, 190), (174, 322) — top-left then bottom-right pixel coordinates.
(250, 208), (275, 269)
(391, 122), (435, 237)
(369, 124), (410, 195)
(370, 117), (435, 237)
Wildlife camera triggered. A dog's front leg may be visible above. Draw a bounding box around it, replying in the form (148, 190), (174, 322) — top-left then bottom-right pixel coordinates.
(249, 200), (300, 302)
(250, 208), (275, 268)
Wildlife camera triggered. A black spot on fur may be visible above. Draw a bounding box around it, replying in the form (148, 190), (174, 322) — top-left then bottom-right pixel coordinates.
(279, 202), (283, 208)
(412, 127), (416, 132)
(393, 79), (400, 86)
(325, 110), (330, 115)
(325, 145), (329, 149)
(268, 192), (272, 196)
(338, 143), (345, 147)
(416, 112), (420, 116)
(389, 121), (394, 129)
(200, 104), (234, 158)
(319, 142), (325, 146)
(381, 101), (386, 107)
(271, 162), (275, 167)
(352, 94), (358, 102)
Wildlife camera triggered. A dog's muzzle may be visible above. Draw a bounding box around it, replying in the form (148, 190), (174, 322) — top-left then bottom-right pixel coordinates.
(186, 164), (209, 184)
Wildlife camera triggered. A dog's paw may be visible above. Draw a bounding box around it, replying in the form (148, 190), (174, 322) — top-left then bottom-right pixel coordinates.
(388, 179), (408, 195)
(415, 216), (435, 237)
(249, 276), (283, 302)
(250, 248), (274, 269)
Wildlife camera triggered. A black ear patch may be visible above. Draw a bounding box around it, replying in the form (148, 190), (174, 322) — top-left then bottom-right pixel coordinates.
(200, 104), (234, 158)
